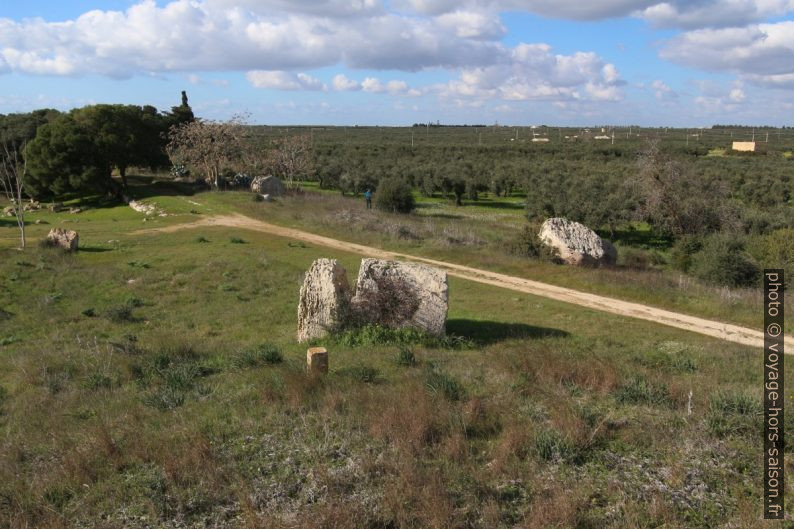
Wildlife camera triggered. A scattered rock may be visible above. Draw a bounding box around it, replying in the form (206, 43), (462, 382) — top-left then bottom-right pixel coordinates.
(251, 175), (285, 196)
(2, 206), (14, 217)
(297, 259), (352, 342)
(46, 228), (79, 251)
(128, 200), (157, 215)
(69, 207), (82, 214)
(48, 202), (65, 212)
(538, 217), (617, 266)
(351, 258), (448, 336)
(260, 194), (272, 202)
(23, 200), (41, 212)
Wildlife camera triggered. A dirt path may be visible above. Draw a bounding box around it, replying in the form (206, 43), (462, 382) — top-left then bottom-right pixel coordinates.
(137, 213), (793, 351)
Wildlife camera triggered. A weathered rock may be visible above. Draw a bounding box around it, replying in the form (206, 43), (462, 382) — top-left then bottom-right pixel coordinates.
(2, 206), (14, 217)
(297, 259), (352, 342)
(351, 258), (448, 336)
(68, 207), (82, 214)
(46, 228), (79, 251)
(48, 202), (64, 212)
(251, 175), (285, 196)
(306, 347), (329, 374)
(128, 200), (157, 215)
(538, 217), (617, 266)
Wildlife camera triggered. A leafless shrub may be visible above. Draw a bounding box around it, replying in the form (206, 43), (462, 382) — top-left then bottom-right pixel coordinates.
(350, 274), (421, 328)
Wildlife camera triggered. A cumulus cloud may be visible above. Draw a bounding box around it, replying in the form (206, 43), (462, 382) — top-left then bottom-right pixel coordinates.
(441, 43), (624, 102)
(436, 9), (506, 39)
(638, 0), (794, 29)
(332, 73), (361, 91)
(398, 0), (794, 28)
(651, 79), (676, 99)
(0, 0), (507, 77)
(246, 70), (327, 90)
(660, 21), (794, 86)
(361, 77), (412, 94)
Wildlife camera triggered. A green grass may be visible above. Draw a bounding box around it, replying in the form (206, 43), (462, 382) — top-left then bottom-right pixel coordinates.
(0, 180), (791, 527)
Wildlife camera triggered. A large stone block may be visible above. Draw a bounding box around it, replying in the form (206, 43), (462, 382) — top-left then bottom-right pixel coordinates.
(538, 217), (616, 266)
(46, 228), (79, 251)
(351, 258), (448, 336)
(297, 259), (352, 342)
(251, 175), (285, 196)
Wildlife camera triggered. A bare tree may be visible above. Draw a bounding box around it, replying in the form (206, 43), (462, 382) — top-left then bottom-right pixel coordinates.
(166, 117), (246, 189)
(1, 142), (28, 248)
(269, 135), (314, 189)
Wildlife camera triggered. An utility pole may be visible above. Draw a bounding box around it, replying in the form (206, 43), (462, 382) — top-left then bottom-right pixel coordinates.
(411, 131), (414, 147)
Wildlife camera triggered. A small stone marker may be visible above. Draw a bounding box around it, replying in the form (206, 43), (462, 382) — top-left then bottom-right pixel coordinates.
(307, 347), (329, 374)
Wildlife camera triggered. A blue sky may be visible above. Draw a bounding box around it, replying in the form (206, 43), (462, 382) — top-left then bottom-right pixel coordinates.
(1, 0), (793, 126)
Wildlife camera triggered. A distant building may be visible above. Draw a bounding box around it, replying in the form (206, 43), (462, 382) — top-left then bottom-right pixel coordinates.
(732, 141), (767, 153)
(594, 135), (611, 140)
(531, 137), (550, 142)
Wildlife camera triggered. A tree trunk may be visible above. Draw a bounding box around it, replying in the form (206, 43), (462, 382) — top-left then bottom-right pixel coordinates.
(18, 215), (25, 248)
(119, 166), (128, 191)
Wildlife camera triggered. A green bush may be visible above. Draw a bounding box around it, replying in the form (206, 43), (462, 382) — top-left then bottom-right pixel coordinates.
(374, 177), (415, 213)
(670, 235), (703, 272)
(690, 234), (760, 288)
(506, 223), (558, 261)
(747, 228), (794, 288)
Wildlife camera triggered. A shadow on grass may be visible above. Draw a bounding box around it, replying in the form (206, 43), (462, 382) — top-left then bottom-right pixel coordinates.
(124, 176), (200, 199)
(0, 219), (19, 228)
(78, 247), (114, 253)
(465, 199), (525, 210)
(446, 318), (568, 346)
(420, 212), (464, 220)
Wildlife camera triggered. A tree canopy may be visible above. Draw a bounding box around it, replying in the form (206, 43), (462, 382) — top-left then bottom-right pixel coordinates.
(25, 94), (191, 197)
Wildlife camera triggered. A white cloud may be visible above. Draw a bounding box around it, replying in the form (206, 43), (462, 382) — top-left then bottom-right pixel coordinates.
(332, 73), (361, 91)
(660, 21), (794, 87)
(0, 0), (505, 77)
(362, 77), (417, 95)
(651, 79), (676, 99)
(638, 0), (794, 29)
(436, 9), (506, 39)
(441, 43), (624, 103)
(398, 0), (794, 28)
(246, 70), (327, 90)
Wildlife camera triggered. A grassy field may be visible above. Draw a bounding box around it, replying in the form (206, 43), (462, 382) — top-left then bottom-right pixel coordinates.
(0, 183), (791, 528)
(208, 186), (790, 334)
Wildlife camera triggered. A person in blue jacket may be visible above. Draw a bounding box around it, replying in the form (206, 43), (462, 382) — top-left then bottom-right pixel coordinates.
(364, 188), (372, 209)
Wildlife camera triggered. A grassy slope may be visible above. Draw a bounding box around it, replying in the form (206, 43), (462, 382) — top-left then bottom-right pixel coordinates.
(0, 189), (791, 528)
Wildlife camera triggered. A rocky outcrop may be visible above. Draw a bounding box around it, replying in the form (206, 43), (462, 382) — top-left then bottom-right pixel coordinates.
(538, 217), (616, 266)
(351, 259), (448, 336)
(297, 259), (352, 342)
(251, 175), (285, 196)
(46, 228), (79, 251)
